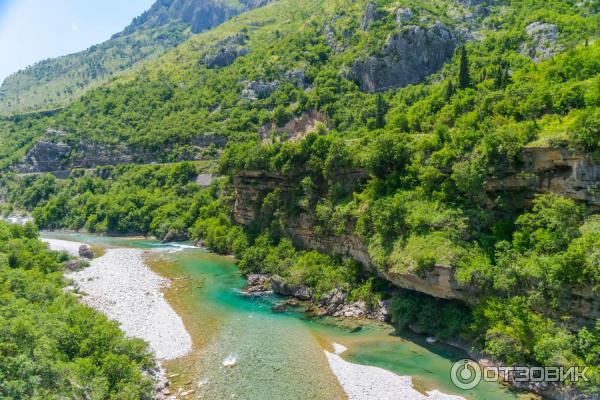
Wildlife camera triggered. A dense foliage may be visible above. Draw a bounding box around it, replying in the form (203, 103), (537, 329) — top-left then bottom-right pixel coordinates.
(0, 0), (599, 395)
(0, 221), (154, 399)
(1, 162), (209, 240)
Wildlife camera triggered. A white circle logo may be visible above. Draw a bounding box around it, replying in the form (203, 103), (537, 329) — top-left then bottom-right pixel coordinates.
(450, 359), (482, 390)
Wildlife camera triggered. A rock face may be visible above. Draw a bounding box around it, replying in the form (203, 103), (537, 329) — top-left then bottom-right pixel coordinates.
(487, 147), (600, 206)
(232, 154), (600, 323)
(14, 134), (227, 174)
(123, 0), (272, 35)
(205, 47), (249, 68)
(360, 2), (385, 31)
(204, 33), (249, 68)
(270, 275), (312, 300)
(395, 8), (413, 24)
(519, 21), (560, 62)
(15, 141), (151, 174)
(232, 169), (474, 303)
(351, 23), (458, 92)
(241, 70), (308, 101)
(260, 110), (327, 142)
(19, 141), (72, 173)
(241, 80), (280, 100)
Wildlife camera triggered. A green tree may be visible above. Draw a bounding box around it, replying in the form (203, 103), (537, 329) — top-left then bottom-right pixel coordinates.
(458, 46), (471, 89)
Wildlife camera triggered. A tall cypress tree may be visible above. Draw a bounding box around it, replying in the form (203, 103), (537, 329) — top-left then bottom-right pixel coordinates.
(445, 80), (455, 101)
(458, 46), (471, 89)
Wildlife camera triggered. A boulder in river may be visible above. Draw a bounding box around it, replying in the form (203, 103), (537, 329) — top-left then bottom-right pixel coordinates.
(244, 273), (270, 294)
(270, 275), (312, 300)
(319, 288), (391, 322)
(270, 275), (295, 296)
(79, 244), (94, 259)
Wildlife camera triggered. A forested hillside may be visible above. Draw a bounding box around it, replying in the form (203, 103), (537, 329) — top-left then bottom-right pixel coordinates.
(0, 221), (155, 398)
(0, 0), (270, 115)
(1, 0), (599, 396)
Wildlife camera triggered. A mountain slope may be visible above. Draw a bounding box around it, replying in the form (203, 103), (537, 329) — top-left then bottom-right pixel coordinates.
(0, 0), (599, 395)
(0, 0), (270, 115)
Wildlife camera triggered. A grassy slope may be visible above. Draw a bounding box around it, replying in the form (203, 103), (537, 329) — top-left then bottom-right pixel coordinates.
(2, 0), (594, 152)
(0, 0), (261, 116)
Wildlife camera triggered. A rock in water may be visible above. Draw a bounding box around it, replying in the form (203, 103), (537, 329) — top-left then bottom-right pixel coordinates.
(222, 354), (237, 367)
(351, 22), (457, 93)
(79, 245), (94, 259)
(270, 275), (295, 296)
(270, 275), (312, 300)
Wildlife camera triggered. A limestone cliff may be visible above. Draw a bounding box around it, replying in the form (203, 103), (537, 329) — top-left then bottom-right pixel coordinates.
(350, 22), (458, 92)
(487, 147), (600, 206)
(14, 134), (228, 174)
(232, 147), (600, 323)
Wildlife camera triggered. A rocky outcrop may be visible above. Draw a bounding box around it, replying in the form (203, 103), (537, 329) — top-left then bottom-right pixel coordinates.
(232, 156), (600, 323)
(270, 275), (312, 300)
(487, 147), (600, 206)
(123, 0), (272, 35)
(1, 214), (33, 226)
(244, 273), (270, 293)
(241, 81), (280, 100)
(284, 69), (308, 89)
(360, 2), (385, 31)
(14, 133), (227, 174)
(260, 110), (327, 142)
(195, 173), (214, 187)
(395, 8), (413, 24)
(18, 141), (72, 173)
(317, 288), (390, 321)
(519, 21), (560, 62)
(204, 47), (249, 68)
(350, 22), (458, 92)
(15, 140), (153, 173)
(203, 33), (249, 68)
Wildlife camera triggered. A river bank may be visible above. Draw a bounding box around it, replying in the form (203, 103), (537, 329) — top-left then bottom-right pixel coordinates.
(325, 343), (465, 400)
(43, 238), (193, 361)
(42, 233), (529, 400)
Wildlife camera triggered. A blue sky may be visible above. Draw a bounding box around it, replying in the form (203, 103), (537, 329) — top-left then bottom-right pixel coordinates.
(0, 0), (155, 82)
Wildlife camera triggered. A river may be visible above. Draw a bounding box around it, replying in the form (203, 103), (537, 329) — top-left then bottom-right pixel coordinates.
(42, 232), (537, 400)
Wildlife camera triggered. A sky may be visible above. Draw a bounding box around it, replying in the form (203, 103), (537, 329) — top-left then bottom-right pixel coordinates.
(0, 0), (155, 83)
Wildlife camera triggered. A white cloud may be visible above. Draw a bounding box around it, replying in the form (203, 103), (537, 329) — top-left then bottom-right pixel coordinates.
(71, 22), (79, 31)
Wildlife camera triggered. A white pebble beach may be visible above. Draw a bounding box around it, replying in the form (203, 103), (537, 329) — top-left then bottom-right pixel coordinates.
(43, 238), (82, 257)
(325, 343), (465, 400)
(44, 238), (192, 360)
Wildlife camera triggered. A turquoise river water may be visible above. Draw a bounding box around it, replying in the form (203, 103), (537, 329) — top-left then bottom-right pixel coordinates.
(42, 232), (537, 400)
